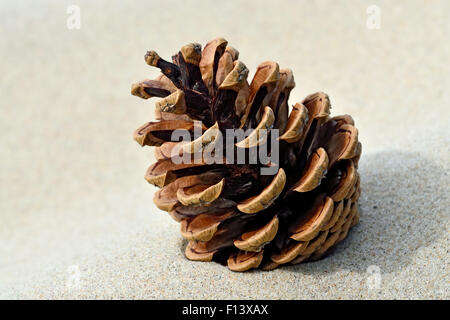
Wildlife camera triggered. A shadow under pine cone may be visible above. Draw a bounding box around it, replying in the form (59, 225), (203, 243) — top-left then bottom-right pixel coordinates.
(287, 150), (447, 274)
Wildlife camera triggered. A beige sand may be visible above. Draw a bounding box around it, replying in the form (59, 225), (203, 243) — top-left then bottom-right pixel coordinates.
(0, 0), (449, 299)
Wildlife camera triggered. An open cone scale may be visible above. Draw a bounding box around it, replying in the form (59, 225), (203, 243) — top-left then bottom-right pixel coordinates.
(132, 38), (361, 271)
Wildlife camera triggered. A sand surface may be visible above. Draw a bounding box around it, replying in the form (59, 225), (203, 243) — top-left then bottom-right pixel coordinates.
(1, 0), (449, 299)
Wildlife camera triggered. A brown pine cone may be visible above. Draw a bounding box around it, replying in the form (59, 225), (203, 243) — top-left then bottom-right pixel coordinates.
(131, 37), (362, 272)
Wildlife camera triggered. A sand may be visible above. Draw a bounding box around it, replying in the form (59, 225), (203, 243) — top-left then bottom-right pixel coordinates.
(0, 0), (449, 299)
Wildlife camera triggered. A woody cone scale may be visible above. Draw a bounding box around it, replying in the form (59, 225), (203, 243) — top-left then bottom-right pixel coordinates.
(131, 38), (362, 271)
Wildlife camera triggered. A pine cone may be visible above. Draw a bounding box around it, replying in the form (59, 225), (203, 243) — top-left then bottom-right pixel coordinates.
(132, 38), (362, 272)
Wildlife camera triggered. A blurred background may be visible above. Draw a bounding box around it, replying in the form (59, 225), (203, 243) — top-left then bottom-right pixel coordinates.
(1, 0), (448, 299)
